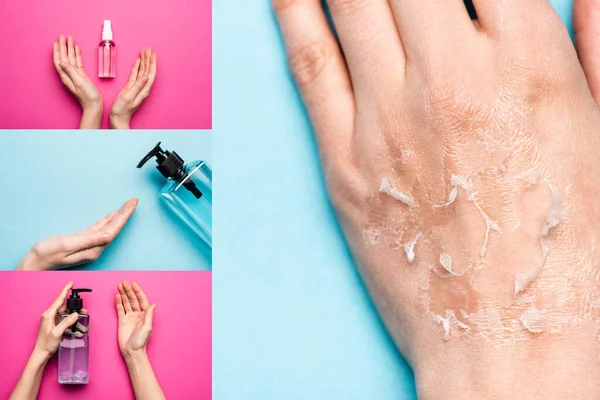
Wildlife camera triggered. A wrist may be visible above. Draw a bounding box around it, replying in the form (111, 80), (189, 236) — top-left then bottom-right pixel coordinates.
(123, 348), (149, 367)
(17, 250), (43, 271)
(31, 346), (52, 364)
(82, 101), (103, 117)
(109, 112), (131, 129)
(412, 327), (600, 399)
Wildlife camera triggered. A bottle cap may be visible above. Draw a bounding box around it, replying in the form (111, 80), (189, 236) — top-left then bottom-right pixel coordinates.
(67, 288), (92, 313)
(137, 142), (203, 199)
(102, 20), (113, 41)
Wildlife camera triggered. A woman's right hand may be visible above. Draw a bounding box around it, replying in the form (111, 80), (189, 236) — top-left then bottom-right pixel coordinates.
(35, 282), (80, 359)
(52, 35), (103, 128)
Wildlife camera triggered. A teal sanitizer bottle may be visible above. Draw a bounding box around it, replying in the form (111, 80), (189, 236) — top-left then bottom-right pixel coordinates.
(138, 142), (212, 248)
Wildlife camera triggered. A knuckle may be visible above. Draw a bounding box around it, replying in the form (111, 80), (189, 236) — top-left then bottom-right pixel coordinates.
(288, 41), (330, 87)
(327, 0), (368, 15)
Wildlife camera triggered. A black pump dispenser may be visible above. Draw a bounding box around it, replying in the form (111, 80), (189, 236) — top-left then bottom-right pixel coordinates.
(67, 288), (92, 314)
(137, 142), (202, 199)
(66, 288), (91, 332)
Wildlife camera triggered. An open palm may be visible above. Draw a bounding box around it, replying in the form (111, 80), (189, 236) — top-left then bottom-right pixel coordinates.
(116, 281), (157, 355)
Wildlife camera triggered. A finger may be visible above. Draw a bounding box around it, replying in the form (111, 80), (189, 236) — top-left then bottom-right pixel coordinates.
(139, 48), (148, 77)
(48, 282), (74, 314)
(143, 304), (157, 329)
(53, 42), (76, 92)
(75, 45), (84, 69)
(102, 198), (139, 239)
(80, 211), (119, 234)
(325, 0), (406, 97)
(81, 308), (88, 314)
(143, 47), (152, 77)
(53, 312), (79, 336)
(273, 0), (355, 165)
(58, 304), (67, 315)
(62, 246), (102, 266)
(67, 36), (77, 66)
(132, 282), (150, 310)
(116, 293), (125, 317)
(59, 35), (68, 63)
(118, 283), (133, 312)
(126, 59), (141, 90)
(123, 281), (141, 311)
(471, 0), (556, 36)
(63, 230), (113, 254)
(59, 62), (86, 86)
(389, 0), (476, 64)
(147, 53), (157, 87)
(574, 0), (600, 105)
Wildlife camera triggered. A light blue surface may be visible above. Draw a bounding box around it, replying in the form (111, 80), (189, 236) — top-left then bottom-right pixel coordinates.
(213, 1), (574, 398)
(0, 131), (212, 270)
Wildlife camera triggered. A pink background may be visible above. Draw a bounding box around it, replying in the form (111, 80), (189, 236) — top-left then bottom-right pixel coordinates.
(0, 0), (211, 129)
(0, 271), (211, 399)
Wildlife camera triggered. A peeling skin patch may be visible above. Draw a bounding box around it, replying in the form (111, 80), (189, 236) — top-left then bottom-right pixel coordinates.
(404, 232), (422, 263)
(474, 201), (501, 257)
(540, 182), (565, 237)
(434, 309), (469, 341)
(379, 177), (415, 208)
(514, 270), (538, 297)
(440, 253), (454, 274)
(433, 186), (458, 208)
(362, 229), (380, 246)
(519, 307), (546, 334)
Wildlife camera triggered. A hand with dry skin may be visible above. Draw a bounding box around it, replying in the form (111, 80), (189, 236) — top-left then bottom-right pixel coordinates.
(110, 47), (157, 129)
(116, 281), (165, 400)
(17, 198), (138, 270)
(52, 35), (103, 129)
(9, 282), (86, 400)
(275, 0), (600, 398)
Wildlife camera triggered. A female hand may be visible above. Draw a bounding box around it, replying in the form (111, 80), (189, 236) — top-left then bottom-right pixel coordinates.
(275, 0), (600, 397)
(52, 35), (103, 129)
(110, 47), (157, 129)
(35, 282), (86, 359)
(116, 281), (157, 357)
(17, 198), (138, 270)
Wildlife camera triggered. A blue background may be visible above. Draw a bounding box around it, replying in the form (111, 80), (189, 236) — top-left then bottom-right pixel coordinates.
(0, 131), (212, 270)
(213, 0), (574, 398)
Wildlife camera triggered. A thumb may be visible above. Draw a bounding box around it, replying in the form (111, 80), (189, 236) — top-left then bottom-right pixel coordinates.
(64, 230), (113, 253)
(54, 312), (79, 336)
(143, 304), (157, 330)
(59, 62), (85, 86)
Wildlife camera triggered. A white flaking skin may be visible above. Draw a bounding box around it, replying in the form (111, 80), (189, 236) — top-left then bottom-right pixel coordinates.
(519, 306), (546, 334)
(379, 177), (416, 208)
(434, 309), (469, 341)
(404, 232), (422, 263)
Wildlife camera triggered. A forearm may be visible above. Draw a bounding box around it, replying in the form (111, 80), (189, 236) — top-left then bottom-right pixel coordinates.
(124, 351), (166, 400)
(79, 105), (102, 129)
(9, 349), (50, 400)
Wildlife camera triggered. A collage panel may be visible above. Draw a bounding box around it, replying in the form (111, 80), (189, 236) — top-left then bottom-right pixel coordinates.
(0, 0), (211, 130)
(0, 271), (211, 399)
(0, 132), (211, 271)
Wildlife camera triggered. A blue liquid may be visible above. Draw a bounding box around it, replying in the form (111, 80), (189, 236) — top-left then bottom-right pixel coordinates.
(161, 160), (212, 248)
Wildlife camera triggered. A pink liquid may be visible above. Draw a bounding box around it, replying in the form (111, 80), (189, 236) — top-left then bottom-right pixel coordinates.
(98, 40), (116, 78)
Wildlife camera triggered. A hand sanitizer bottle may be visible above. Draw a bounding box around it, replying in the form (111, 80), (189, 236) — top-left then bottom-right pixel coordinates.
(98, 20), (116, 78)
(137, 142), (212, 248)
(58, 288), (92, 384)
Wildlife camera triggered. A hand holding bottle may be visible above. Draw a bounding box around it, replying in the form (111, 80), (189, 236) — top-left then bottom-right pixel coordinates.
(35, 282), (87, 358)
(9, 283), (85, 400)
(116, 281), (166, 400)
(52, 35), (103, 129)
(17, 198), (138, 270)
(110, 48), (157, 129)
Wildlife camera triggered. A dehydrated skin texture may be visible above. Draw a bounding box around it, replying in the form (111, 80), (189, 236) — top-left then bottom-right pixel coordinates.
(379, 177), (416, 208)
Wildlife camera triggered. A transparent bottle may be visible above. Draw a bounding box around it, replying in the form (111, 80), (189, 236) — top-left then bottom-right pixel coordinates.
(58, 289), (92, 385)
(138, 142), (212, 248)
(98, 20), (116, 78)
